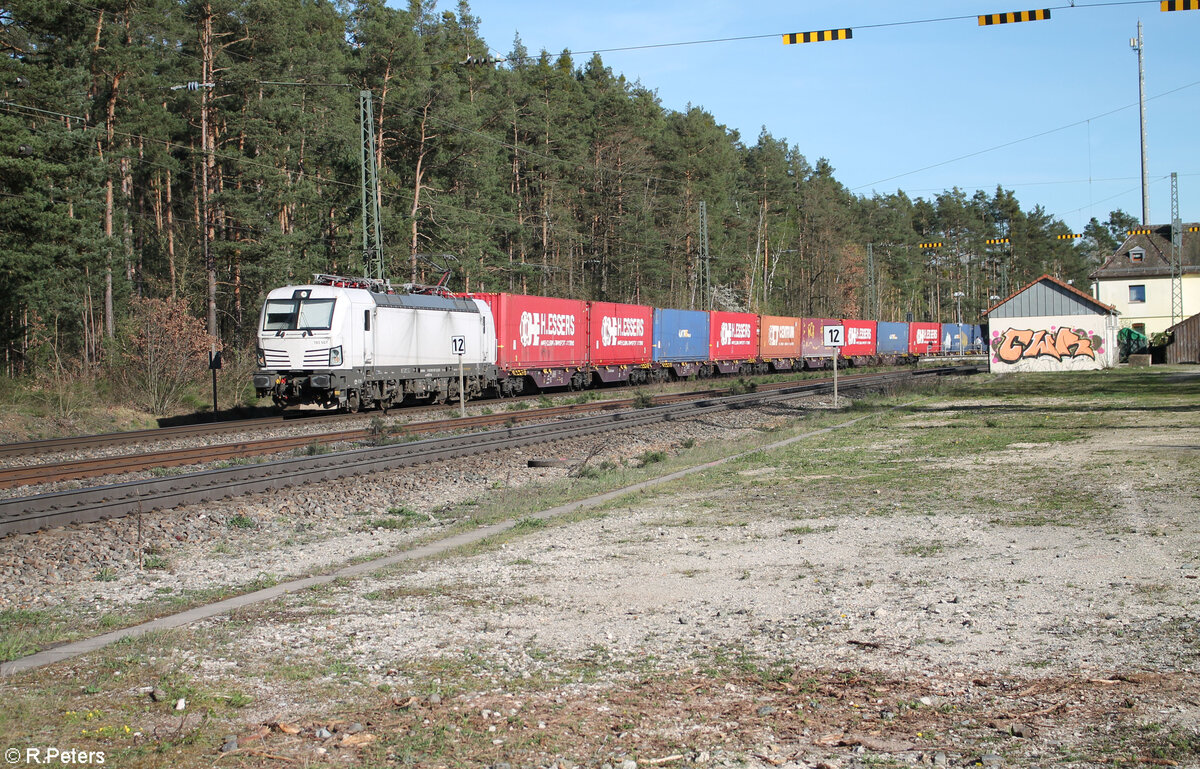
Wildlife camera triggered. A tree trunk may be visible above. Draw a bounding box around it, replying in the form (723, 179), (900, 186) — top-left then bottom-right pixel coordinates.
(409, 98), (434, 283)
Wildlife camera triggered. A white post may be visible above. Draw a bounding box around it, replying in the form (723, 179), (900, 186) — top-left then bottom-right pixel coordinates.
(823, 324), (845, 410)
(832, 349), (838, 409)
(452, 334), (467, 419)
(458, 354), (466, 419)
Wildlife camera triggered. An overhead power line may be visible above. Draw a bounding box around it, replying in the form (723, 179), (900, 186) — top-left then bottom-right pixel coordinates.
(490, 1), (1161, 62)
(850, 78), (1200, 192)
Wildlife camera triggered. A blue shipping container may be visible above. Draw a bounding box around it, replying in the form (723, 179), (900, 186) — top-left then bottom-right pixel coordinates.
(877, 322), (909, 354)
(942, 323), (970, 353)
(967, 324), (985, 352)
(653, 308), (710, 362)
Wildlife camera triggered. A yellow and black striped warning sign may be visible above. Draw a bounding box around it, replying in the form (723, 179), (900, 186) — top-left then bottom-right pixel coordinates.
(978, 8), (1051, 25)
(1057, 234), (1083, 240)
(1189, 226), (1200, 232)
(1126, 228), (1155, 235)
(917, 241), (942, 249)
(1161, 0), (1199, 11)
(783, 28), (853, 45)
(985, 237), (1010, 245)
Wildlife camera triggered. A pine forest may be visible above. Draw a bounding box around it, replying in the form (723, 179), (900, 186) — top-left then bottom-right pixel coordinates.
(1, 0), (1139, 388)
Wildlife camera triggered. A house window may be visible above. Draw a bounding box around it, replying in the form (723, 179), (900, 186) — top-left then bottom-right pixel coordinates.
(1133, 323), (1146, 335)
(1129, 285), (1146, 303)
(1129, 248), (1145, 264)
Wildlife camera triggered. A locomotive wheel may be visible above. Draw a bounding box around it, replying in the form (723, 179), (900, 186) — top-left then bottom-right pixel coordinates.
(347, 390), (362, 413)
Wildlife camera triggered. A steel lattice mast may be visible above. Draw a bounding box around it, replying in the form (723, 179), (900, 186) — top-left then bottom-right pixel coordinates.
(1171, 172), (1183, 329)
(360, 90), (384, 282)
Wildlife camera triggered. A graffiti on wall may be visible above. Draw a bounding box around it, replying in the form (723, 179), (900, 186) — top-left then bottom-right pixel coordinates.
(990, 327), (1105, 364)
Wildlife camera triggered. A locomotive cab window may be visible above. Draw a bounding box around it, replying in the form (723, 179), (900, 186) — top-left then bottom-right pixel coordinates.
(263, 298), (336, 331)
(364, 310), (371, 331)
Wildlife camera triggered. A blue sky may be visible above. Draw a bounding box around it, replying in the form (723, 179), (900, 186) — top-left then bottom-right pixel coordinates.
(462, 0), (1200, 231)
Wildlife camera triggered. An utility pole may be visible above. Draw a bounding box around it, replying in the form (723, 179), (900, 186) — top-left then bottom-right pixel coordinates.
(697, 201), (710, 310)
(867, 243), (877, 320)
(1131, 20), (1150, 225)
(170, 76), (217, 413)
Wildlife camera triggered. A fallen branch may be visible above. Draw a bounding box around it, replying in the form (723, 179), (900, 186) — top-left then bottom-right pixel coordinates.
(998, 701), (1066, 719)
(216, 748), (297, 763)
(847, 639), (882, 649)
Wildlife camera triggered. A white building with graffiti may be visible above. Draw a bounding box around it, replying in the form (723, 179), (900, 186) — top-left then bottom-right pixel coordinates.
(984, 274), (1120, 373)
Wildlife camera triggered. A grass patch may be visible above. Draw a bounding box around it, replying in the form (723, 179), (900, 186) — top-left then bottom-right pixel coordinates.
(898, 538), (955, 558)
(142, 554), (170, 570)
(637, 449), (668, 466)
(785, 524), (837, 536)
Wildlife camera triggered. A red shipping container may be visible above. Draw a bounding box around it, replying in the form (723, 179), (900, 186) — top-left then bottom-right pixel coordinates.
(840, 319), (877, 358)
(909, 322), (942, 354)
(709, 311), (758, 361)
(801, 318), (838, 359)
(759, 315), (803, 359)
(588, 301), (654, 365)
(470, 293), (588, 369)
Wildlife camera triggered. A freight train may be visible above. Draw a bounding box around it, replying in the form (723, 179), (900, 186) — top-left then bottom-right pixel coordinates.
(253, 274), (985, 411)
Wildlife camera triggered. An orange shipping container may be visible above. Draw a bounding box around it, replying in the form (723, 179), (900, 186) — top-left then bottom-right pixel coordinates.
(759, 315), (803, 359)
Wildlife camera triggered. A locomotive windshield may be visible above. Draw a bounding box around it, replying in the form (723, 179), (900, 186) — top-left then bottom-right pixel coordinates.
(263, 298), (336, 331)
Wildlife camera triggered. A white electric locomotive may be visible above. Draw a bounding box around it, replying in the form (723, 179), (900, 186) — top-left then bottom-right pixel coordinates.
(253, 275), (497, 411)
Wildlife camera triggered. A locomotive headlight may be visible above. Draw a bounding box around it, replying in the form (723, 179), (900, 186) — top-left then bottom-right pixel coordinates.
(329, 346), (343, 366)
(256, 348), (265, 367)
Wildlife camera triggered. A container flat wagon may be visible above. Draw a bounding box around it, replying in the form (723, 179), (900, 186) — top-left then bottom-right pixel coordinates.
(759, 315), (803, 372)
(653, 308), (710, 378)
(709, 311), (759, 375)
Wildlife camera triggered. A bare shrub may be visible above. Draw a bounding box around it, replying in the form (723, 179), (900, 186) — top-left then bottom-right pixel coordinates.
(114, 297), (216, 415)
(34, 358), (95, 421)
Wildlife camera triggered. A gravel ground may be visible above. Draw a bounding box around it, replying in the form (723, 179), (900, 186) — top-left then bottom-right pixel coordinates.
(0, 392), (819, 607)
(3, 375), (1198, 769)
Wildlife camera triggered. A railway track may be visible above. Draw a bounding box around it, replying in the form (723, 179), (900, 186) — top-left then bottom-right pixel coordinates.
(0, 371), (899, 489)
(0, 366), (978, 538)
(0, 411), (345, 460)
(0, 400), (633, 489)
(0, 380), (746, 461)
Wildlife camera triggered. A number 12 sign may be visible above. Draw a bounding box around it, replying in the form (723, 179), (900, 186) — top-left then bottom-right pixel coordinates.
(822, 324), (845, 348)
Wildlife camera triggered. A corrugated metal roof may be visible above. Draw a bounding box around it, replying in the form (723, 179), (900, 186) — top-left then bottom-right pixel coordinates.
(985, 274), (1117, 319)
